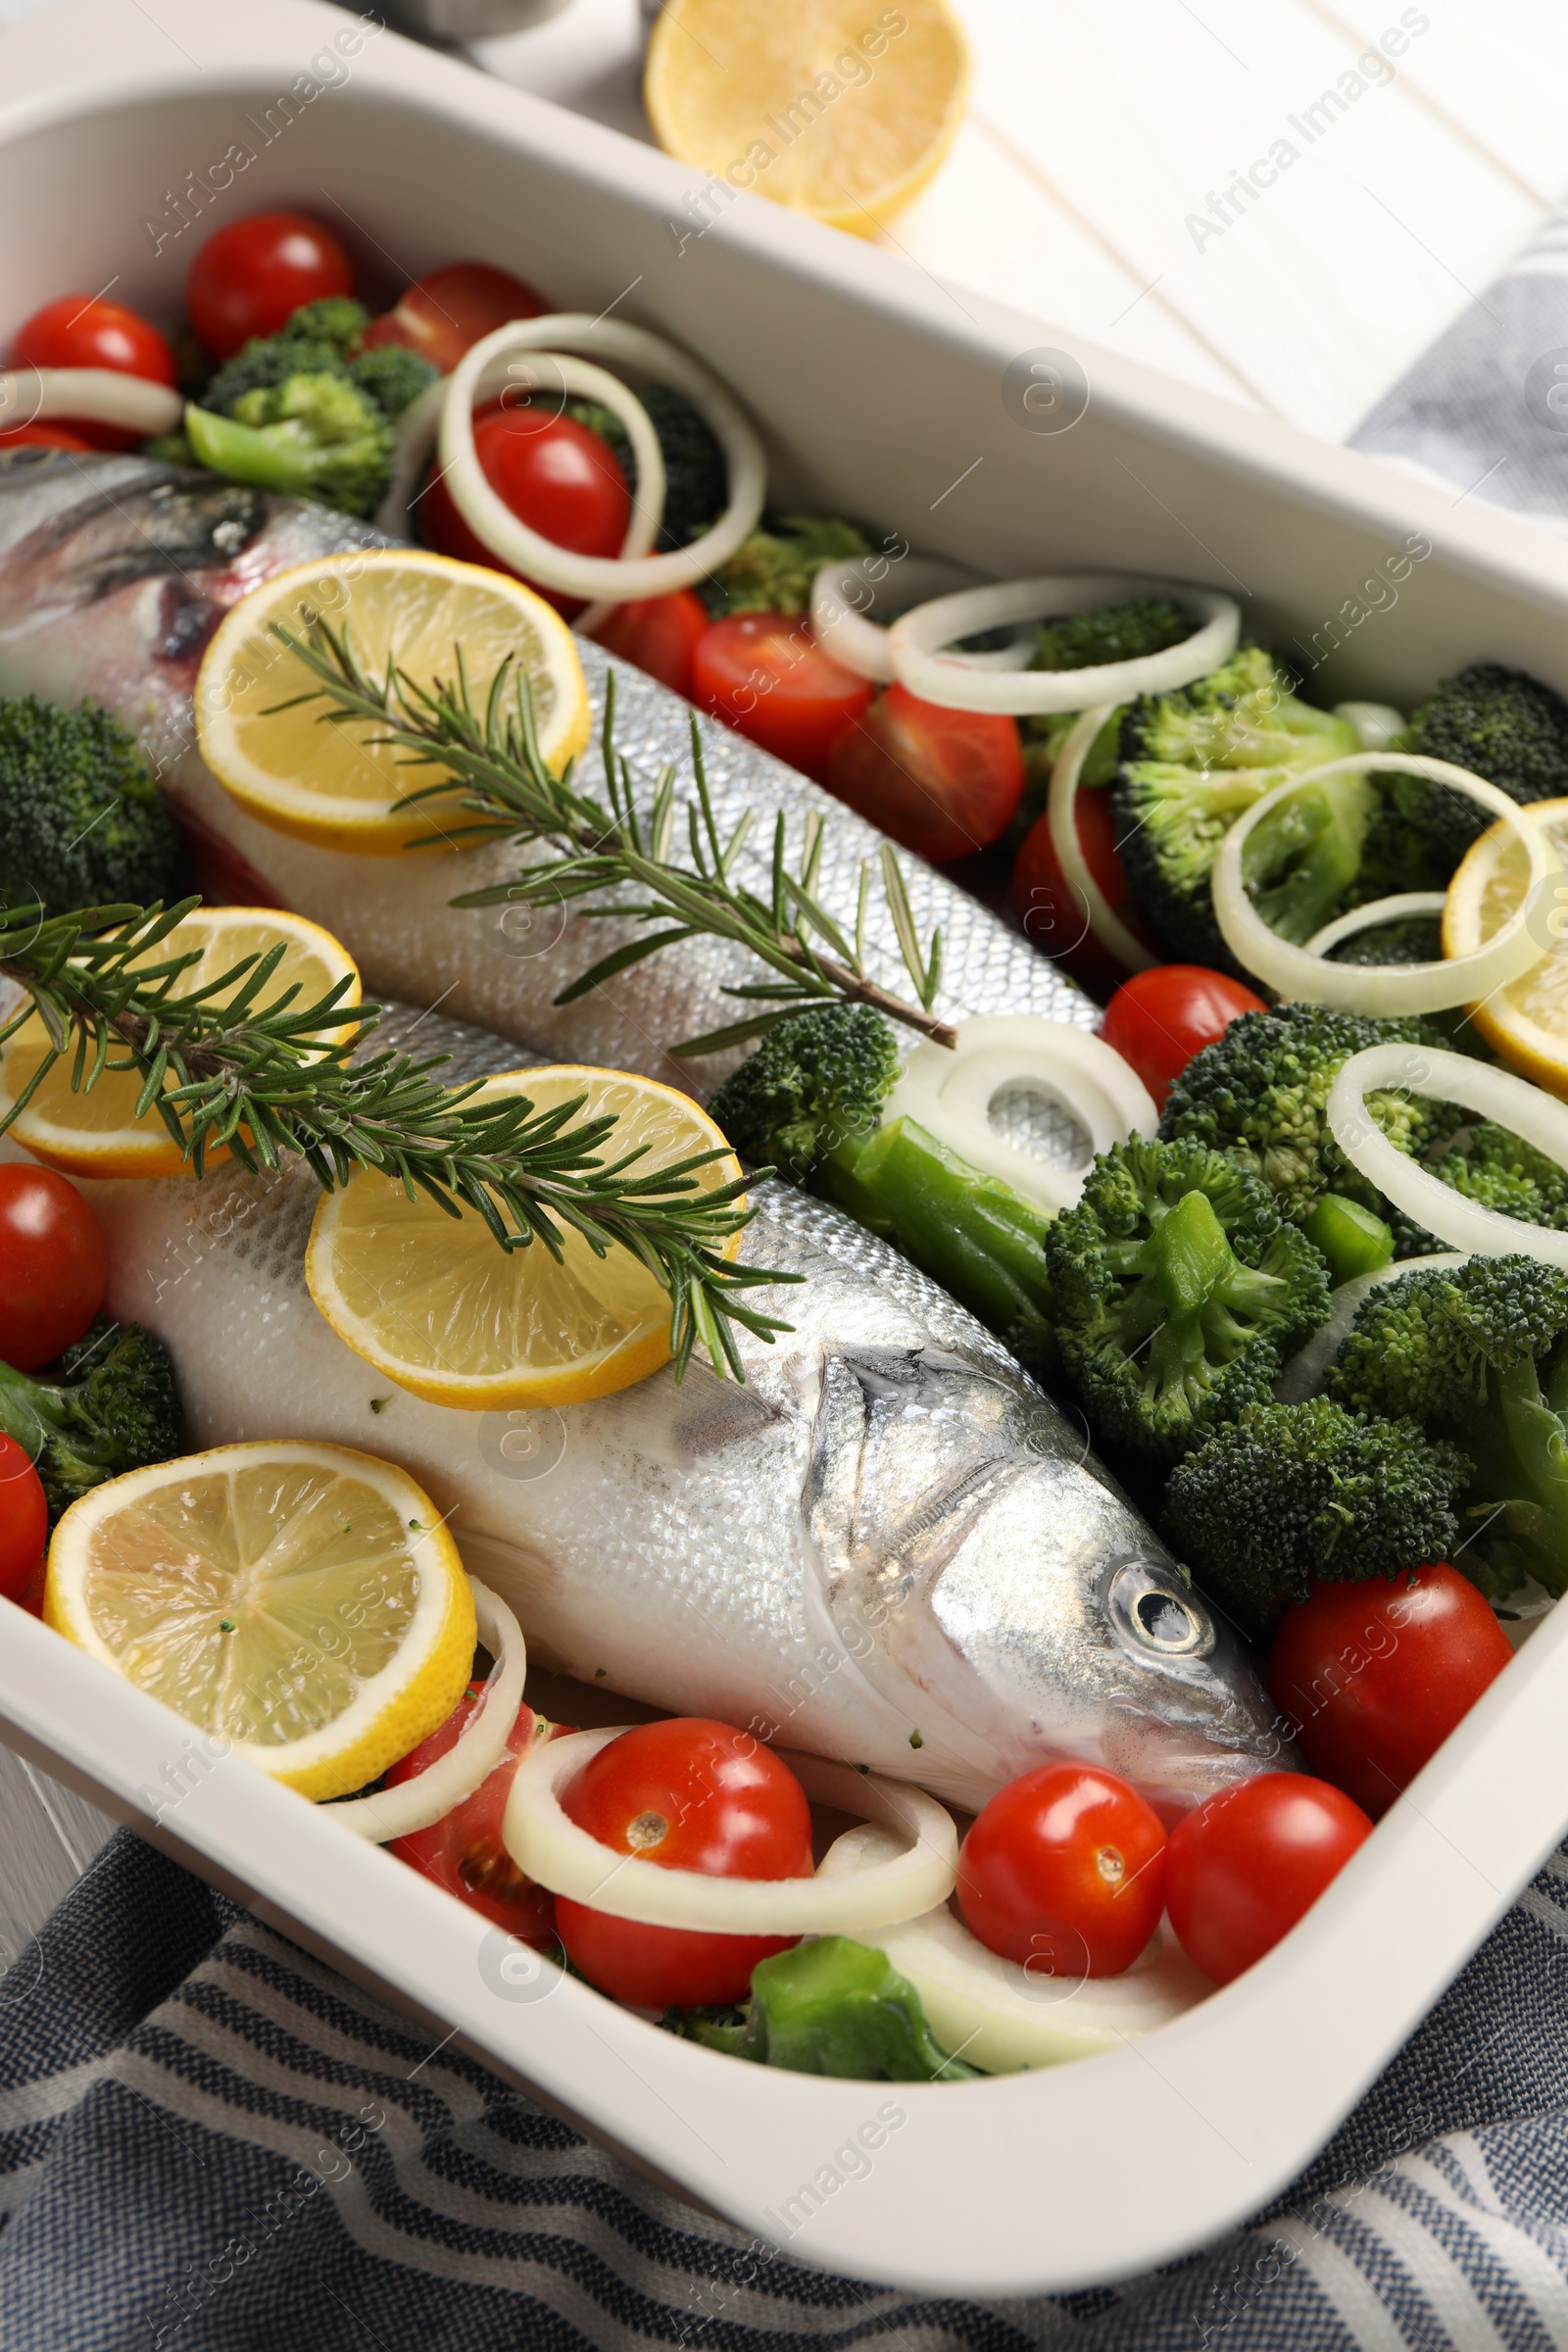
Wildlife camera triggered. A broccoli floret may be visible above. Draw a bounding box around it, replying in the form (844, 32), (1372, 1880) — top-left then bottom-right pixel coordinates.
(1431, 1124), (1568, 1231)
(707, 514), (872, 617)
(349, 342), (439, 421)
(1326, 913), (1443, 965)
(0, 1317), (182, 1524)
(1163, 1398), (1468, 1639)
(1396, 662), (1568, 866)
(185, 372), (393, 519)
(564, 385), (727, 553)
(1046, 1138), (1329, 1470)
(1035, 596), (1195, 673)
(1112, 647), (1363, 965)
(0, 696), (186, 915)
(665, 1936), (978, 2080)
(1326, 1255), (1568, 1595)
(203, 297), (369, 419)
(709, 1004), (899, 1182)
(1158, 1004), (1461, 1231)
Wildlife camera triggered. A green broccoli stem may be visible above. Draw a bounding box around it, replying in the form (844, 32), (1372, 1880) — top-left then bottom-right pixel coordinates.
(818, 1116), (1054, 1360)
(670, 1936), (978, 2080)
(0, 1357), (64, 1462)
(1452, 1356), (1568, 1595)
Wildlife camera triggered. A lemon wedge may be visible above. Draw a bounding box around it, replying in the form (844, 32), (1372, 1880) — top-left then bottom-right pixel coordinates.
(44, 1442), (475, 1801)
(195, 549), (591, 855)
(1444, 798), (1568, 1093)
(306, 1066), (742, 1409)
(0, 906), (360, 1179)
(644, 0), (969, 236)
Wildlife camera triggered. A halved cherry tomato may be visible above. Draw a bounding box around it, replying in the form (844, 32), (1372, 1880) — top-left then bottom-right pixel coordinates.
(0, 1166), (108, 1371)
(555, 1717), (813, 2009)
(419, 404), (628, 618)
(0, 1437), (48, 1609)
(387, 1686), (563, 1942)
(1011, 785), (1152, 1000)
(1268, 1566), (1512, 1822)
(1098, 966), (1266, 1109)
(187, 212), (354, 359)
(822, 684), (1025, 863)
(365, 262), (546, 375)
(956, 1761), (1167, 1979)
(692, 613), (873, 784)
(9, 295), (178, 451)
(595, 589), (710, 702)
(0, 423), (97, 454)
(1166, 1772), (1372, 1985)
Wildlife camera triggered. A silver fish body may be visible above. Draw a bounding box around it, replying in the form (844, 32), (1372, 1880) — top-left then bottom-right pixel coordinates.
(0, 454), (1090, 1096)
(83, 1003), (1287, 1815)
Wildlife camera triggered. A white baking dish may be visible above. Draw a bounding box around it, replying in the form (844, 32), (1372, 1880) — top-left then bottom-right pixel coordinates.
(1, 0), (1567, 2301)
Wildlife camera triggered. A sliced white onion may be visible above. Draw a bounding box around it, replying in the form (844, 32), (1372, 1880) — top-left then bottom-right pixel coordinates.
(1212, 754), (1556, 1011)
(1305, 893), (1449, 958)
(886, 575), (1240, 716)
(819, 1824), (1208, 2071)
(1327, 1043), (1568, 1266)
(439, 317), (765, 603)
(810, 557), (1034, 684)
(1047, 702), (1157, 976)
(1333, 701), (1406, 752)
(327, 1579), (527, 1841)
(883, 1014), (1156, 1215)
(503, 1729), (956, 1932)
(1274, 1253), (1468, 1405)
(0, 367), (182, 439)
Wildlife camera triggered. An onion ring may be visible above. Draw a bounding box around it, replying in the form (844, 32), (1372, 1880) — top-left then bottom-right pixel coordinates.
(503, 1728), (956, 1932)
(883, 1014), (1156, 1214)
(1327, 1043), (1568, 1267)
(810, 556), (1035, 684)
(886, 574), (1240, 715)
(1048, 702), (1157, 975)
(0, 367), (182, 437)
(1332, 701), (1406, 752)
(326, 1579), (526, 1841)
(1212, 754), (1556, 1011)
(438, 317), (765, 603)
(1304, 893), (1449, 958)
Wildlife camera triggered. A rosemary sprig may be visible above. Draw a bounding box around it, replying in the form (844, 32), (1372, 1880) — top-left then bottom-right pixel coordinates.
(0, 900), (800, 1380)
(267, 619), (957, 1058)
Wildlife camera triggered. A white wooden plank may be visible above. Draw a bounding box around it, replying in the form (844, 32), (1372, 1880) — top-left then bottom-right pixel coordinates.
(0, 1743), (111, 1946)
(1323, 0), (1568, 201)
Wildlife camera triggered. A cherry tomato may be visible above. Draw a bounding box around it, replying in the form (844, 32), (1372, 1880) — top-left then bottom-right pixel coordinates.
(595, 589), (710, 702)
(419, 404), (629, 618)
(187, 212), (354, 359)
(11, 294), (176, 385)
(956, 1761), (1167, 1979)
(0, 1437), (47, 1607)
(364, 261), (546, 375)
(1166, 1771), (1372, 1985)
(555, 1718), (813, 2009)
(387, 1686), (561, 1941)
(1098, 966), (1267, 1109)
(0, 1166), (107, 1371)
(0, 423), (97, 454)
(692, 613), (874, 784)
(822, 684), (1025, 863)
(1267, 1566), (1512, 1821)
(1011, 786), (1153, 1000)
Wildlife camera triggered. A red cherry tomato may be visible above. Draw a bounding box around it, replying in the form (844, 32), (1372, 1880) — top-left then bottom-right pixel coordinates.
(0, 1437), (47, 1607)
(822, 684), (1025, 862)
(1267, 1565), (1512, 1822)
(1098, 966), (1267, 1109)
(0, 422), (97, 454)
(692, 613), (874, 784)
(1011, 786), (1152, 999)
(1166, 1771), (1372, 1984)
(365, 262), (546, 375)
(387, 1686), (562, 1941)
(187, 212), (354, 359)
(0, 1166), (107, 1371)
(555, 1718), (813, 2009)
(419, 404), (628, 618)
(9, 295), (178, 451)
(956, 1761), (1167, 1979)
(595, 589), (710, 702)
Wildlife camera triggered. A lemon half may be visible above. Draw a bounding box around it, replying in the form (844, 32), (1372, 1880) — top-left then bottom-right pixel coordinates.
(45, 1442), (475, 1801)
(1445, 798), (1568, 1094)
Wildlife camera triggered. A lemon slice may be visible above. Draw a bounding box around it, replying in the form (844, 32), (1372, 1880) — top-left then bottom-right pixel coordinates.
(0, 906), (360, 1179)
(44, 1442), (475, 1801)
(195, 549), (591, 855)
(306, 1066), (742, 1409)
(644, 0), (969, 235)
(1444, 797), (1568, 1093)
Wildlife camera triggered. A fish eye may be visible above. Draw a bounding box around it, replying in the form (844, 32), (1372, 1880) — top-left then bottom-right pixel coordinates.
(1106, 1560), (1214, 1660)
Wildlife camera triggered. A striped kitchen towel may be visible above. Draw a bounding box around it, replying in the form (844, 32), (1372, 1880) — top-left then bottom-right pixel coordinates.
(0, 1827), (1566, 2348)
(1349, 208), (1568, 526)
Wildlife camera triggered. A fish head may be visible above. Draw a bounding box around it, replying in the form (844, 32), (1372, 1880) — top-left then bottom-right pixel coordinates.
(805, 1342), (1294, 1812)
